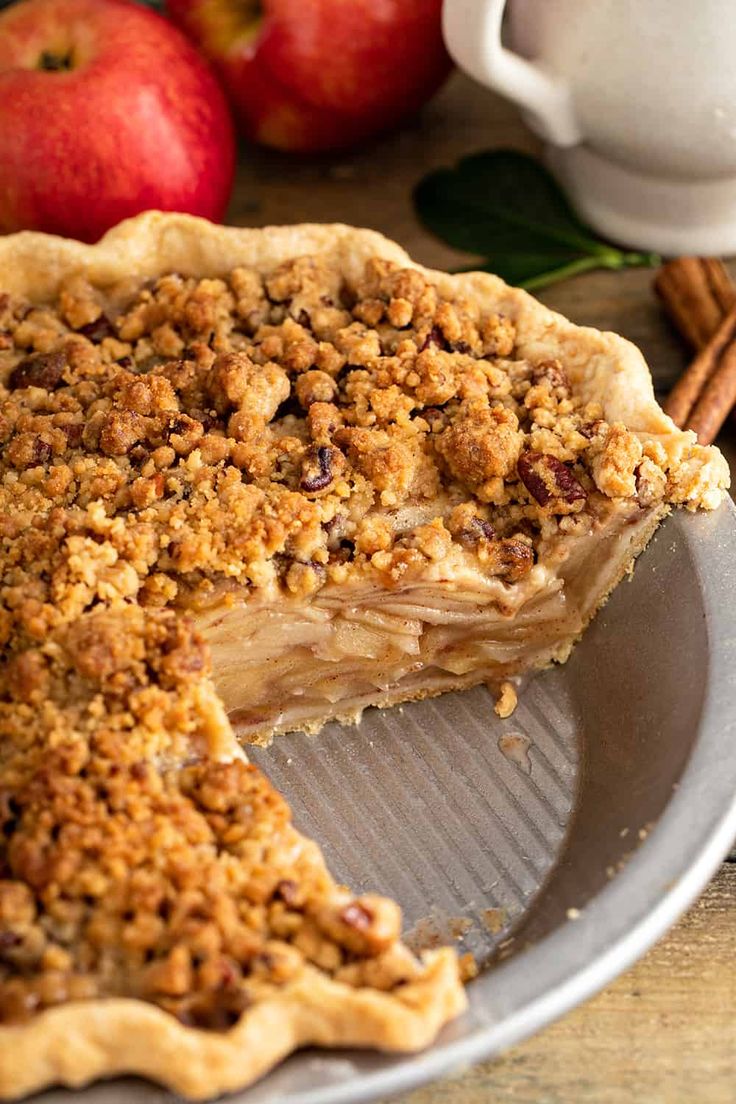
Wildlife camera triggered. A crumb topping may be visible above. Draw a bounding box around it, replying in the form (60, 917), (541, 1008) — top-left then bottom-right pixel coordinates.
(0, 254), (712, 643)
(0, 251), (721, 1029)
(0, 607), (422, 1026)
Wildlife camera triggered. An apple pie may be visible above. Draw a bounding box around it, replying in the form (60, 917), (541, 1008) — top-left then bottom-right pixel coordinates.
(0, 213), (728, 1099)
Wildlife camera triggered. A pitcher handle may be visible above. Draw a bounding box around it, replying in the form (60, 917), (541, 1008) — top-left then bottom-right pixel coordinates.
(442, 0), (581, 147)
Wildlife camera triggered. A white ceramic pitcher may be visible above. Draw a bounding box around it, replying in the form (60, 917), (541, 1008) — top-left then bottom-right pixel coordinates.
(443, 0), (736, 254)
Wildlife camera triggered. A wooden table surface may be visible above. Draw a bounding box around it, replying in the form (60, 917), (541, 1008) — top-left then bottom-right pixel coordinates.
(226, 72), (736, 1103)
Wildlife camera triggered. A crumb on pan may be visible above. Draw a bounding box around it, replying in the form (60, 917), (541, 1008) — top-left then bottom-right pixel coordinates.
(494, 681), (518, 718)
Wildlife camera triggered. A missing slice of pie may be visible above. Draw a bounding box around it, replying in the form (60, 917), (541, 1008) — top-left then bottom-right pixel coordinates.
(0, 213), (728, 1099)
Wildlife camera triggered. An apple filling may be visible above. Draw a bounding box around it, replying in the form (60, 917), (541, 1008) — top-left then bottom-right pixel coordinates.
(196, 497), (664, 742)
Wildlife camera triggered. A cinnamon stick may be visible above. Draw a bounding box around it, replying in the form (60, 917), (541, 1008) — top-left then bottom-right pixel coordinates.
(654, 257), (736, 351)
(654, 257), (736, 444)
(663, 303), (736, 432)
(674, 305), (736, 443)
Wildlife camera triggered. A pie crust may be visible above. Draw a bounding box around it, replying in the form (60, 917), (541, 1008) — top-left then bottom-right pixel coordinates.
(0, 213), (728, 1100)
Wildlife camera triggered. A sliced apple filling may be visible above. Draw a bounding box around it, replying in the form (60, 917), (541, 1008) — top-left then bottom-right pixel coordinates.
(197, 496), (665, 742)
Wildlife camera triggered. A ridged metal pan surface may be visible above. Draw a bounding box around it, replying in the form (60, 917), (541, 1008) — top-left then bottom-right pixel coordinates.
(40, 502), (736, 1104)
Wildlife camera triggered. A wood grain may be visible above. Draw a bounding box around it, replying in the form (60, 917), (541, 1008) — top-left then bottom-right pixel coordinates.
(226, 71), (736, 1101)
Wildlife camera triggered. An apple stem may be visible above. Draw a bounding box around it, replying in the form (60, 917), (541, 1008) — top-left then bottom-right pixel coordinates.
(38, 50), (74, 72)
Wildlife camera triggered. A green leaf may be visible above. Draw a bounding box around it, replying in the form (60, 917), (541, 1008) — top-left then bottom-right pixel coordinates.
(414, 150), (659, 289)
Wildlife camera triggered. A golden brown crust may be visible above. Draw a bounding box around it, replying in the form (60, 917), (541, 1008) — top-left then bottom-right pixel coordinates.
(0, 212), (728, 1100)
(0, 951), (463, 1100)
(4, 945), (463, 1100)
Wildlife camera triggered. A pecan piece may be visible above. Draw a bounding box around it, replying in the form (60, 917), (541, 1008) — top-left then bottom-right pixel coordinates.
(531, 359), (569, 390)
(6, 432), (54, 469)
(8, 351), (65, 391)
(63, 423), (84, 448)
(457, 516), (496, 544)
(299, 444), (342, 494)
(317, 894), (401, 956)
(578, 419), (605, 440)
(517, 452), (586, 507)
(77, 314), (116, 344)
(273, 879), (302, 908)
(163, 413), (203, 455)
(31, 438), (53, 466)
(420, 325), (448, 352)
(128, 444), (150, 465)
(492, 536), (534, 581)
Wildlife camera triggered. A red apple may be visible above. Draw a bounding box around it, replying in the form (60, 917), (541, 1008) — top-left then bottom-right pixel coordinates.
(166, 0), (452, 153)
(0, 0), (236, 242)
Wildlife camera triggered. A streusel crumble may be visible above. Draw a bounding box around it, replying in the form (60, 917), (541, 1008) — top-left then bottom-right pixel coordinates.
(1, 606), (427, 1028)
(0, 253), (717, 643)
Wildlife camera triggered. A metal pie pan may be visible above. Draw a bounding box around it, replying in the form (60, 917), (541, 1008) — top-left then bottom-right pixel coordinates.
(41, 502), (736, 1104)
